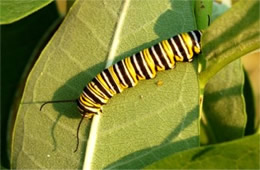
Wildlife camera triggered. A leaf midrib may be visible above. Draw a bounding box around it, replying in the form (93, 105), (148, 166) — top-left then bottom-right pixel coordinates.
(105, 0), (130, 68)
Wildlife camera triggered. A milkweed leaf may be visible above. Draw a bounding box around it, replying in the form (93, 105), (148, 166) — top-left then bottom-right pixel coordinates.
(145, 134), (260, 169)
(11, 0), (199, 169)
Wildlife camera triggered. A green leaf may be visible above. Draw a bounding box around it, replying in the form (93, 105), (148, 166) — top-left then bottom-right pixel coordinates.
(145, 133), (260, 169)
(198, 0), (259, 145)
(201, 59), (246, 144)
(1, 2), (59, 168)
(199, 0), (260, 88)
(0, 0), (53, 24)
(11, 0), (200, 169)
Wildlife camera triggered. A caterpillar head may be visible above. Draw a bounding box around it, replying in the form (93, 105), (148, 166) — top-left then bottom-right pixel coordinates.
(76, 98), (96, 119)
(189, 30), (202, 54)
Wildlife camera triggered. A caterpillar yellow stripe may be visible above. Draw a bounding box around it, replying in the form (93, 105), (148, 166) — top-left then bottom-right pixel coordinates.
(77, 30), (202, 118)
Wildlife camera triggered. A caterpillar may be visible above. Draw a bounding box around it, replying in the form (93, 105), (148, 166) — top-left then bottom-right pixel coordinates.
(77, 30), (202, 118)
(40, 30), (202, 151)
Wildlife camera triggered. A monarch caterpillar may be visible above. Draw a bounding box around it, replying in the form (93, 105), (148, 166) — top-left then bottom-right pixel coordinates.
(40, 30), (202, 151)
(78, 30), (201, 117)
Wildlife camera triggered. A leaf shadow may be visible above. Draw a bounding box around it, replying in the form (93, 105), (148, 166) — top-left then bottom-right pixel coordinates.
(204, 84), (243, 103)
(51, 62), (106, 119)
(191, 146), (214, 161)
(46, 62), (105, 154)
(105, 105), (199, 169)
(243, 70), (257, 135)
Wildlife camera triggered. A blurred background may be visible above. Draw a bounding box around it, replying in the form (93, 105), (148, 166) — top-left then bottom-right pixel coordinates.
(1, 0), (259, 168)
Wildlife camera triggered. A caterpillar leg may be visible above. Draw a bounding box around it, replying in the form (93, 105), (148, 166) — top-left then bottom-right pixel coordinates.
(86, 108), (102, 119)
(99, 107), (103, 114)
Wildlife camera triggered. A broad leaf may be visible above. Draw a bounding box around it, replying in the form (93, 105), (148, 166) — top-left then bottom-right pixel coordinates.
(12, 0), (199, 169)
(201, 59), (246, 144)
(198, 0), (259, 144)
(145, 134), (260, 169)
(0, 0), (53, 24)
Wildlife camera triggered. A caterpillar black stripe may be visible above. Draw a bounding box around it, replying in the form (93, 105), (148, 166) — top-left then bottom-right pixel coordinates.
(40, 30), (202, 152)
